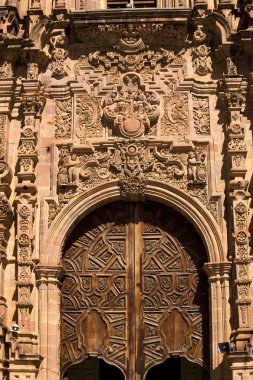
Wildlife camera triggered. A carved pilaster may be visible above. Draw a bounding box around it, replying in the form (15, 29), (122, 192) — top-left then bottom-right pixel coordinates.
(36, 266), (62, 380)
(15, 91), (45, 346)
(220, 75), (252, 350)
(204, 262), (232, 377)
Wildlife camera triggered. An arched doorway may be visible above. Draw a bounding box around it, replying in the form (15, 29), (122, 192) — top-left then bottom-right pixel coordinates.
(61, 201), (209, 379)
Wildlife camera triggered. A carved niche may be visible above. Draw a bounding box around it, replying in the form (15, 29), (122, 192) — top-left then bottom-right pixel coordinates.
(61, 202), (209, 378)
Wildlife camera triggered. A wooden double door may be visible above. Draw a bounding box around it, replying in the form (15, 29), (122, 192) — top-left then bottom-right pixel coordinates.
(61, 202), (209, 379)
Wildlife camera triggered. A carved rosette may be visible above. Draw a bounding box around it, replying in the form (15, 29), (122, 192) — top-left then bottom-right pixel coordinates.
(102, 74), (160, 138)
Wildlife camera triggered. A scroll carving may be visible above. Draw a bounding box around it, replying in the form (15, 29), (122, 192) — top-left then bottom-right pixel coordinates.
(75, 94), (102, 140)
(161, 92), (189, 137)
(54, 142), (211, 225)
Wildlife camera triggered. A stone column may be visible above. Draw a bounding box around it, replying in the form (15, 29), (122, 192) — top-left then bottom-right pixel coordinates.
(36, 266), (62, 380)
(204, 262), (232, 380)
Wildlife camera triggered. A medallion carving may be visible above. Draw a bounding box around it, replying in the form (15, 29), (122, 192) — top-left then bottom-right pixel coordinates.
(102, 74), (160, 138)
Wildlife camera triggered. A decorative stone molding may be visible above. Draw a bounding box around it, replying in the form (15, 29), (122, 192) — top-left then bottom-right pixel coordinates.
(54, 141), (214, 218)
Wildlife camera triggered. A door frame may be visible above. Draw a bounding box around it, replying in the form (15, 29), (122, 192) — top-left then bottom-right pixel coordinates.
(36, 181), (231, 380)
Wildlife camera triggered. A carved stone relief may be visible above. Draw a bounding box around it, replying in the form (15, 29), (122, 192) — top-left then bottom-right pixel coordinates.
(161, 92), (189, 137)
(102, 74), (160, 138)
(75, 94), (102, 140)
(191, 27), (212, 76)
(0, 115), (7, 160)
(192, 95), (210, 135)
(55, 98), (72, 140)
(49, 31), (69, 79)
(0, 60), (13, 78)
(53, 141), (213, 226)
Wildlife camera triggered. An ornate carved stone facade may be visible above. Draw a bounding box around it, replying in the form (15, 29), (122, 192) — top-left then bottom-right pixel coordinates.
(0, 1), (252, 380)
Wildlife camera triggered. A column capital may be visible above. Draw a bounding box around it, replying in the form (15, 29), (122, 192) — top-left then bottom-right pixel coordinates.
(204, 261), (232, 280)
(35, 265), (63, 285)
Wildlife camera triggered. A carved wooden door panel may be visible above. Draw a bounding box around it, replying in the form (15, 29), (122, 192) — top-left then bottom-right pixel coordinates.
(61, 202), (208, 379)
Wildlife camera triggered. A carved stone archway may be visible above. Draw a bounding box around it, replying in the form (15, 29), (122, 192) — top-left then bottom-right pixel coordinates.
(37, 181), (231, 380)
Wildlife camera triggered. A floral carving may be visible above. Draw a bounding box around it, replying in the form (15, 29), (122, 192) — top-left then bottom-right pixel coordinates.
(102, 74), (160, 138)
(161, 93), (188, 137)
(18, 141), (37, 156)
(193, 95), (210, 135)
(235, 202), (247, 228)
(75, 95), (102, 140)
(55, 98), (72, 139)
(19, 158), (34, 174)
(192, 27), (212, 76)
(228, 139), (247, 151)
